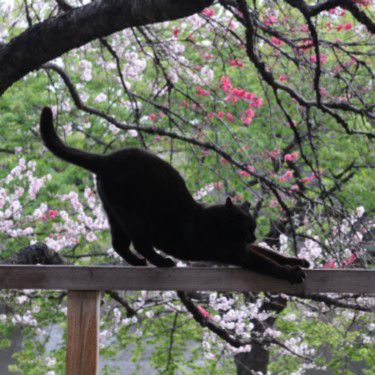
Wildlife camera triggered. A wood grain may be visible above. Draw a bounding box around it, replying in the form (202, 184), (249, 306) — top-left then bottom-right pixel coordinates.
(66, 291), (100, 375)
(0, 266), (374, 293)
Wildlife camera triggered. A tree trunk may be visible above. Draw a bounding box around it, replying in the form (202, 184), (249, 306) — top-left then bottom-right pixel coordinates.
(235, 343), (270, 375)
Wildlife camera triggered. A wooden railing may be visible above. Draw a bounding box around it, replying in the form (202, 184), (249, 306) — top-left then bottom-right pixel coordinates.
(0, 266), (374, 374)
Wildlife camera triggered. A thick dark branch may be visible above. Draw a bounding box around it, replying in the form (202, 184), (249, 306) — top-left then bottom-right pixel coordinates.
(0, 0), (213, 95)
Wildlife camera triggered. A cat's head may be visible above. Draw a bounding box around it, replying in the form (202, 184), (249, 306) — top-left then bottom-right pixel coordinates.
(201, 197), (257, 245)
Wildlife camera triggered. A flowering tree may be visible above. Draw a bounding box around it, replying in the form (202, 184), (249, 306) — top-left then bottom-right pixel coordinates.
(0, 0), (374, 374)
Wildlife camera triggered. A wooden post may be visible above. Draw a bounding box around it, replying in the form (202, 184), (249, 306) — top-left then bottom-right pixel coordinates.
(66, 291), (100, 375)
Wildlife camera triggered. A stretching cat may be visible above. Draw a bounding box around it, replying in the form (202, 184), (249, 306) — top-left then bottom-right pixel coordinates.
(40, 107), (309, 283)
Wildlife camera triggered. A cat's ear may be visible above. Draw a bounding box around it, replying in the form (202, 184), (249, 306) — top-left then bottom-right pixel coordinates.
(225, 197), (234, 209)
(241, 201), (251, 211)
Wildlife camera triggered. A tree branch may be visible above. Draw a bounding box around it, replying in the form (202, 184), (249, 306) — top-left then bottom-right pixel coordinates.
(0, 0), (214, 95)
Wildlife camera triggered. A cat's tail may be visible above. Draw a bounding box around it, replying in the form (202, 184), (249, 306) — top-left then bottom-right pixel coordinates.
(40, 107), (105, 174)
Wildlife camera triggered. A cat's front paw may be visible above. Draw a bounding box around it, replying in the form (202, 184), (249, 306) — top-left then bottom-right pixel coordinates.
(287, 265), (306, 284)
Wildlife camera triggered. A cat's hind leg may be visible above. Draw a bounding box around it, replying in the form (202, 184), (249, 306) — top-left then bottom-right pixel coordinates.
(132, 238), (175, 267)
(250, 245), (310, 268)
(107, 213), (147, 266)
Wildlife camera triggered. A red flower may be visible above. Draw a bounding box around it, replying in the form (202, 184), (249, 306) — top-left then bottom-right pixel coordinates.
(251, 96), (264, 108)
(278, 170), (294, 182)
(301, 175), (317, 183)
(196, 87), (211, 97)
(323, 260), (335, 269)
(48, 210), (59, 219)
(173, 28), (180, 38)
(271, 37), (283, 46)
(310, 54), (328, 64)
(202, 8), (215, 17)
(269, 149), (281, 158)
(239, 170), (251, 177)
(284, 152), (299, 162)
(197, 305), (211, 318)
(149, 113), (158, 122)
(265, 15), (278, 26)
(226, 113), (234, 122)
(229, 59), (244, 68)
(220, 76), (233, 93)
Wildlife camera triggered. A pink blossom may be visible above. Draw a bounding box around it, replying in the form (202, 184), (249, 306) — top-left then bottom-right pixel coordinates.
(339, 9), (347, 16)
(239, 170), (251, 177)
(225, 94), (239, 103)
(310, 54), (328, 64)
(279, 74), (288, 82)
(197, 305), (211, 318)
(269, 198), (279, 208)
(278, 170), (294, 182)
(48, 210), (59, 219)
(342, 253), (357, 267)
(196, 86), (211, 97)
(320, 87), (329, 96)
(149, 113), (158, 122)
(251, 96), (264, 108)
(229, 59), (244, 68)
(244, 92), (256, 101)
(241, 108), (255, 126)
(220, 76), (233, 93)
(202, 8), (215, 17)
(241, 116), (253, 126)
(284, 152), (299, 162)
(323, 260), (336, 269)
(354, 0), (370, 5)
(226, 113), (234, 122)
(173, 28), (180, 38)
(245, 108), (255, 118)
(214, 182), (222, 191)
(232, 88), (246, 98)
(301, 175), (317, 183)
(271, 37), (283, 46)
(269, 148), (281, 158)
(265, 15), (278, 26)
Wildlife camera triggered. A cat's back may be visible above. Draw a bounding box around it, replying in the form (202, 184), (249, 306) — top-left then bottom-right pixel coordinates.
(104, 147), (181, 177)
(100, 147), (197, 209)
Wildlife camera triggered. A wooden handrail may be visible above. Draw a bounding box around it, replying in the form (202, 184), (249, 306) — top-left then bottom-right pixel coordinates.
(0, 265), (374, 293)
(1, 265), (374, 374)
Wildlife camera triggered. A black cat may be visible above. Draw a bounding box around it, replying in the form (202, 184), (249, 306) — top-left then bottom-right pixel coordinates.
(40, 107), (309, 283)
